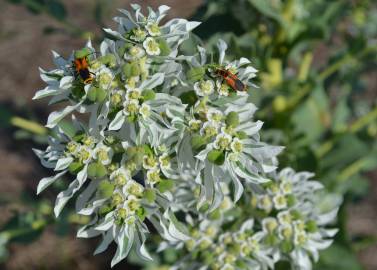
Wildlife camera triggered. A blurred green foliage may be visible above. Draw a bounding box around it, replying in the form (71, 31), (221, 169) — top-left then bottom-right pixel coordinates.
(2, 0), (377, 269)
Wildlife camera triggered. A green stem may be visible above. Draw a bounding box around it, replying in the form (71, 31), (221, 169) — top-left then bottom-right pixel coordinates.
(11, 117), (47, 135)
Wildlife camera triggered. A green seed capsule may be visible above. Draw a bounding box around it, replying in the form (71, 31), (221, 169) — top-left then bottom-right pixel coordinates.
(191, 134), (207, 151)
(144, 188), (156, 203)
(96, 87), (107, 102)
(96, 163), (108, 178)
(157, 179), (174, 193)
(122, 63), (133, 77)
(98, 180), (115, 198)
(68, 162), (84, 174)
(87, 86), (97, 102)
(180, 90), (198, 106)
(142, 89), (155, 101)
(88, 163), (98, 178)
(207, 150), (225, 165)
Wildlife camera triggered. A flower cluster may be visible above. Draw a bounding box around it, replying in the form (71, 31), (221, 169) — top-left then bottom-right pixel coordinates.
(165, 168), (340, 270)
(33, 4), (339, 269)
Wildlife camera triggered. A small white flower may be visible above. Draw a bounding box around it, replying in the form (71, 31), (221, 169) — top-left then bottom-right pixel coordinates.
(145, 22), (161, 36)
(82, 136), (97, 148)
(227, 152), (239, 162)
(146, 168), (161, 185)
(125, 180), (144, 197)
(277, 211), (292, 225)
(220, 196), (232, 211)
(207, 108), (223, 123)
(110, 167), (131, 186)
(143, 155), (158, 170)
(130, 27), (147, 42)
(143, 37), (161, 56)
(273, 193), (288, 210)
(278, 224), (294, 240)
(66, 141), (80, 156)
(123, 99), (140, 116)
(125, 76), (140, 89)
(230, 137), (243, 153)
(94, 142), (113, 165)
(139, 103), (151, 119)
(110, 90), (124, 106)
(280, 180), (293, 194)
(262, 217), (278, 234)
(200, 121), (218, 138)
(158, 153), (171, 169)
(125, 195), (140, 213)
(194, 80), (215, 96)
(77, 146), (93, 164)
(257, 195), (273, 212)
(97, 67), (113, 88)
(125, 46), (145, 60)
(188, 119), (202, 132)
(293, 230), (308, 246)
(126, 87), (142, 100)
(214, 133), (232, 151)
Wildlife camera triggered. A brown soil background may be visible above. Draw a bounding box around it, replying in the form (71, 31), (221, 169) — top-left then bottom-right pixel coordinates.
(0, 0), (376, 269)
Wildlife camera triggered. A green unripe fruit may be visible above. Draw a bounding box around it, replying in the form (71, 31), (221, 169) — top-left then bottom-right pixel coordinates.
(68, 162), (84, 174)
(88, 162), (108, 178)
(87, 86), (97, 102)
(122, 63), (133, 77)
(157, 179), (174, 193)
(142, 89), (156, 101)
(96, 163), (108, 178)
(88, 163), (98, 178)
(306, 220), (318, 233)
(131, 62), (140, 76)
(207, 150), (225, 165)
(98, 180), (115, 198)
(225, 111), (239, 127)
(96, 87), (107, 102)
(144, 188), (156, 203)
(180, 90), (198, 106)
(99, 54), (117, 67)
(280, 240), (293, 253)
(136, 207), (146, 221)
(191, 134), (207, 151)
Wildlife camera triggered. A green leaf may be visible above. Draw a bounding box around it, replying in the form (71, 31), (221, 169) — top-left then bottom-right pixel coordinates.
(225, 111), (239, 127)
(291, 86), (330, 143)
(315, 244), (363, 270)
